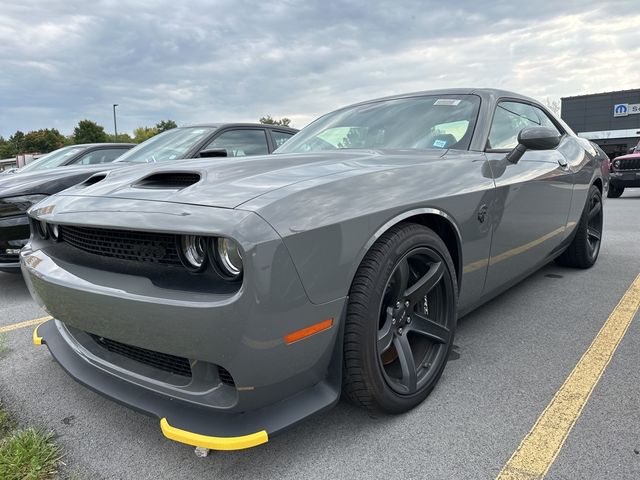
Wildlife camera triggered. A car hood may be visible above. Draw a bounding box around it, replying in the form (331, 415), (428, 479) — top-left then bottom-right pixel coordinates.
(0, 163), (121, 198)
(614, 153), (640, 161)
(58, 150), (447, 209)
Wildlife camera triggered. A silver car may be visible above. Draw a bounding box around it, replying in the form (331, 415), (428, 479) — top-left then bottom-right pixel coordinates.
(23, 89), (608, 451)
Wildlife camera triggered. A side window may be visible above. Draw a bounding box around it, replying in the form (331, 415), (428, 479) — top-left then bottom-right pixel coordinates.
(204, 130), (269, 157)
(531, 106), (563, 134)
(74, 149), (127, 165)
(487, 101), (551, 150)
(272, 130), (295, 148)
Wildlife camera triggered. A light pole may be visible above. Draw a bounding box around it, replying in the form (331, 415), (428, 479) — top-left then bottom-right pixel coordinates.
(112, 104), (118, 141)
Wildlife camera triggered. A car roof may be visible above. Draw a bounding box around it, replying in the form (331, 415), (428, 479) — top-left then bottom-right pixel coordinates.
(180, 123), (298, 132)
(71, 143), (136, 148)
(342, 88), (542, 110)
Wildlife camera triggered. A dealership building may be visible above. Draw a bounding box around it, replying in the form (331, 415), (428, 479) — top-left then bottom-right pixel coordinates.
(561, 88), (640, 159)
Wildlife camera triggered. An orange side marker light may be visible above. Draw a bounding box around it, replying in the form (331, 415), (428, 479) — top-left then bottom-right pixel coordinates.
(284, 318), (334, 345)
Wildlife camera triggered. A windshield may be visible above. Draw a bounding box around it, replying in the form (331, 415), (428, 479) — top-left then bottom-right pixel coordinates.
(115, 127), (216, 163)
(18, 146), (86, 173)
(276, 95), (480, 154)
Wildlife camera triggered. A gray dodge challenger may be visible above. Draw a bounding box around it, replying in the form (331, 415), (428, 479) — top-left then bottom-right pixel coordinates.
(22, 89), (608, 451)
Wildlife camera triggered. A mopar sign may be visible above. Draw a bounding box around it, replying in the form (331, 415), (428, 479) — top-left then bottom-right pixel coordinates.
(614, 103), (640, 117)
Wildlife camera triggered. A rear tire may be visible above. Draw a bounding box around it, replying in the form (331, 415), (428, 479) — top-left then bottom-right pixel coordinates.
(607, 184), (624, 198)
(342, 223), (458, 414)
(556, 185), (603, 268)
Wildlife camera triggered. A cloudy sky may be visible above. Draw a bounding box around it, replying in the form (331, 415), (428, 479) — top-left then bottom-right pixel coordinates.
(1, 0), (639, 137)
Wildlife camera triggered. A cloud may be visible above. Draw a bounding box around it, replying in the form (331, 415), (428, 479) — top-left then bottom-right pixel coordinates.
(0, 0), (638, 137)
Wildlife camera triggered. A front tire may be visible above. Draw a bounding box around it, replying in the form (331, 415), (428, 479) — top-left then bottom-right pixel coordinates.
(607, 184), (624, 198)
(342, 223), (458, 414)
(556, 184), (603, 268)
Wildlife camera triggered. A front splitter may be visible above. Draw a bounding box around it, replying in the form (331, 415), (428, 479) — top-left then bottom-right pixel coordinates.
(34, 319), (341, 450)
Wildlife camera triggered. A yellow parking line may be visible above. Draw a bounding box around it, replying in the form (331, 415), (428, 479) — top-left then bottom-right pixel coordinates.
(497, 273), (640, 479)
(0, 316), (52, 334)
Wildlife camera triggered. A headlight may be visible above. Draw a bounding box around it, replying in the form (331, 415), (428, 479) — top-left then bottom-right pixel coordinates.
(0, 194), (47, 218)
(613, 160), (621, 169)
(214, 237), (243, 279)
(178, 235), (207, 272)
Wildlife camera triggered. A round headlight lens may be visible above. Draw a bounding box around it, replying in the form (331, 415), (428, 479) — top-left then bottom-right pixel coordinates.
(216, 238), (243, 278)
(48, 223), (61, 241)
(180, 235), (207, 271)
(36, 220), (49, 240)
(613, 160), (620, 169)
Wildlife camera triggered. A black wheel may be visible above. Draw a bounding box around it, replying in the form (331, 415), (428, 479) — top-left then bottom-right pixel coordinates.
(607, 184), (624, 198)
(342, 223), (458, 414)
(556, 185), (603, 268)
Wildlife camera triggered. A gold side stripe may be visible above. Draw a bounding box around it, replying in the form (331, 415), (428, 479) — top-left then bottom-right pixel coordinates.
(497, 273), (640, 479)
(160, 418), (268, 451)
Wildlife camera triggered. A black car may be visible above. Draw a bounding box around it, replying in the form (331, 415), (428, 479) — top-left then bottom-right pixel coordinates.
(0, 124), (297, 272)
(13, 143), (135, 174)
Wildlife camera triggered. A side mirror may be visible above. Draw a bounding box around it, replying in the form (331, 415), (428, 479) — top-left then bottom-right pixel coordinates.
(506, 126), (561, 164)
(198, 148), (228, 158)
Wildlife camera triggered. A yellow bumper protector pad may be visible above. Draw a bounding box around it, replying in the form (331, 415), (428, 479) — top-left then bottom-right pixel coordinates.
(32, 324), (43, 345)
(160, 418), (268, 451)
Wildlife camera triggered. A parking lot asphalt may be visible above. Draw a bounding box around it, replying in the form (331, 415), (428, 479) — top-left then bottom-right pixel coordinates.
(1, 190), (639, 479)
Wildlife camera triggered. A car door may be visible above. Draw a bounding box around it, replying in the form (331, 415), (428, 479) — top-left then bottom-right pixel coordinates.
(482, 100), (574, 296)
(201, 129), (270, 157)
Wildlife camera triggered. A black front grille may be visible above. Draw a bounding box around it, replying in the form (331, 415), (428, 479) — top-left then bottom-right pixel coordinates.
(617, 157), (640, 170)
(90, 334), (192, 378)
(60, 225), (182, 265)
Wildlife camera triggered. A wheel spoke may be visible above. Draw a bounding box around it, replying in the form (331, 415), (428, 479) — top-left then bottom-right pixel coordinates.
(410, 312), (450, 344)
(392, 257), (411, 299)
(587, 227), (601, 241)
(588, 200), (601, 221)
(394, 335), (417, 392)
(377, 308), (395, 354)
(404, 261), (444, 304)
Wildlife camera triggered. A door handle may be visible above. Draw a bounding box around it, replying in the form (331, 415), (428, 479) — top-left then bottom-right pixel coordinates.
(557, 157), (568, 168)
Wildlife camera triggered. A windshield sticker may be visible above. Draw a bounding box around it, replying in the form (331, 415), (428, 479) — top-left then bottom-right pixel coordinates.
(434, 99), (461, 106)
(433, 139), (447, 148)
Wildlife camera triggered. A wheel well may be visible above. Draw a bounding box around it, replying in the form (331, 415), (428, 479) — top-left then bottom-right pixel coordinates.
(403, 214), (462, 287)
(593, 178), (602, 193)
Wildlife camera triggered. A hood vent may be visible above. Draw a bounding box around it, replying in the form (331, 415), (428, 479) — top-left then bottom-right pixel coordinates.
(135, 172), (201, 189)
(82, 173), (108, 187)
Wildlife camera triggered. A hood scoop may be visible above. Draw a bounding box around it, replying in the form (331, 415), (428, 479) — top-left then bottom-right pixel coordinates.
(81, 173), (108, 187)
(134, 172), (201, 189)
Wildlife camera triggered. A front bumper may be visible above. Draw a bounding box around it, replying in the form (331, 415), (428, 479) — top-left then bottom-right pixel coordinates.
(610, 171), (640, 188)
(0, 214), (29, 270)
(34, 319), (341, 450)
(23, 197), (347, 449)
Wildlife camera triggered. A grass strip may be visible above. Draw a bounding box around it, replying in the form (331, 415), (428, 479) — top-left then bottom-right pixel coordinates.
(0, 403), (64, 480)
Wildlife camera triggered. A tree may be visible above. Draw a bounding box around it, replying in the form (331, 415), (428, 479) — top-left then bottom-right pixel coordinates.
(545, 97), (561, 116)
(155, 120), (177, 133)
(22, 128), (66, 153)
(0, 131), (26, 157)
(133, 126), (158, 143)
(73, 120), (108, 144)
(107, 132), (134, 143)
(259, 115), (292, 127)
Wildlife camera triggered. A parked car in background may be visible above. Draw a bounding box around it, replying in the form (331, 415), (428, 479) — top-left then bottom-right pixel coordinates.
(0, 124), (297, 272)
(608, 151), (640, 198)
(23, 89), (607, 451)
(14, 143), (135, 174)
